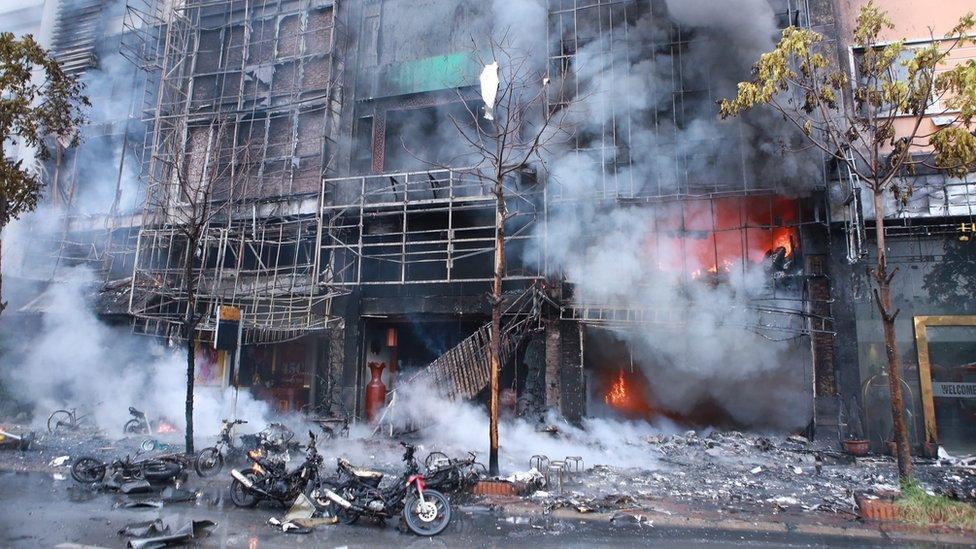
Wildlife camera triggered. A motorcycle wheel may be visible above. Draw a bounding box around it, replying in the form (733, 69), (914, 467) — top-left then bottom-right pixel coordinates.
(123, 419), (147, 435)
(402, 489), (451, 536)
(194, 447), (224, 477)
(230, 471), (260, 508)
(48, 410), (74, 433)
(140, 460), (182, 482)
(70, 456), (106, 483)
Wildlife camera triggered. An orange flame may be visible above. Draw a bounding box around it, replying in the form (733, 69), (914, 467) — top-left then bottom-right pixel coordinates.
(605, 370), (628, 408)
(772, 227), (796, 256)
(156, 420), (179, 434)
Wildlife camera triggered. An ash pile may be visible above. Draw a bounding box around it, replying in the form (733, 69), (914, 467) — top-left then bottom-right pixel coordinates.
(521, 430), (976, 518)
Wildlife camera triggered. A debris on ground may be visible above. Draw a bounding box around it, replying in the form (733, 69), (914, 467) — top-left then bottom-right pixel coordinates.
(268, 493), (337, 533)
(120, 480), (154, 494)
(118, 519), (168, 538)
(160, 486), (197, 503)
(505, 467), (545, 486)
(123, 519), (216, 549)
(119, 499), (164, 509)
(510, 431), (976, 519)
(0, 429), (35, 451)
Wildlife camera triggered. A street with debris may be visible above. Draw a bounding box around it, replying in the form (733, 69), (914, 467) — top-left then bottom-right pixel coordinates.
(1, 420), (975, 547)
(3, 0), (976, 546)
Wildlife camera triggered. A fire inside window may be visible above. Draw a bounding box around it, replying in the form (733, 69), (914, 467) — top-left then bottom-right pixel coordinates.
(641, 195), (800, 278)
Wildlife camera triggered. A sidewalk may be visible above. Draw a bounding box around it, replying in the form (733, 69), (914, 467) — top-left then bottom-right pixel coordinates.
(484, 494), (976, 546)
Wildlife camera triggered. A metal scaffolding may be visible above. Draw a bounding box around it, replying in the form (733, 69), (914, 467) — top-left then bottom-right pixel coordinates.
(124, 0), (348, 342)
(545, 0), (814, 202)
(319, 167), (544, 286)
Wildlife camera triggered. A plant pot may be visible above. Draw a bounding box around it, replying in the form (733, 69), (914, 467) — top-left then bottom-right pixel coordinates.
(855, 492), (898, 521)
(843, 439), (870, 456)
(887, 441), (898, 456)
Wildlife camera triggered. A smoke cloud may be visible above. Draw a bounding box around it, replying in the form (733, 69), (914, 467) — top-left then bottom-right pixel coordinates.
(322, 380), (678, 473)
(534, 1), (817, 430)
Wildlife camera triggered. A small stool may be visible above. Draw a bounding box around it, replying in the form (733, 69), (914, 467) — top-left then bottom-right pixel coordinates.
(565, 456), (584, 474)
(547, 460), (566, 493)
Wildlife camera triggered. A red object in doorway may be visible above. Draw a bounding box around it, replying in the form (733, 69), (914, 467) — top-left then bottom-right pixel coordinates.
(365, 362), (387, 422)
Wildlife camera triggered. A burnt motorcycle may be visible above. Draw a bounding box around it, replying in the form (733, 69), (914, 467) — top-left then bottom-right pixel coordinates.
(310, 442), (452, 536)
(229, 431), (322, 508)
(123, 407), (180, 435)
(423, 451), (485, 496)
(70, 453), (183, 484)
(194, 419), (249, 477)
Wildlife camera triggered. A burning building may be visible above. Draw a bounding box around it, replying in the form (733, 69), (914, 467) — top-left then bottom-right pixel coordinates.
(3, 0), (973, 452)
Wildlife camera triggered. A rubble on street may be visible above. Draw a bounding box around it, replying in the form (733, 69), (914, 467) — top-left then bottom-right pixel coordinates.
(6, 418), (974, 534)
(517, 431), (976, 520)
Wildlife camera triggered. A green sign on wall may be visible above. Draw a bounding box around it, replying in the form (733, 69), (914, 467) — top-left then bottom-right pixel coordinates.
(371, 52), (479, 98)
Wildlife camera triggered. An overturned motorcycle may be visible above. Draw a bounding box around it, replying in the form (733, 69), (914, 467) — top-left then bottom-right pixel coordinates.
(309, 442), (452, 536)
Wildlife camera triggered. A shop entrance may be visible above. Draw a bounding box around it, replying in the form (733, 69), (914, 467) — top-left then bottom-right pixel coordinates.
(360, 319), (482, 418)
(915, 316), (976, 454)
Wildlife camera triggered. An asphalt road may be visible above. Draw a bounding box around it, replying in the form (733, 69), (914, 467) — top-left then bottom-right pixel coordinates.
(0, 471), (941, 548)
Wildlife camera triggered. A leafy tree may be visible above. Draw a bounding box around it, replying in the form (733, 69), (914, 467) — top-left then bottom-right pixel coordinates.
(721, 2), (976, 481)
(0, 32), (88, 315)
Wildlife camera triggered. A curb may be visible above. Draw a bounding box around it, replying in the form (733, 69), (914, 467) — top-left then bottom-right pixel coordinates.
(489, 500), (976, 545)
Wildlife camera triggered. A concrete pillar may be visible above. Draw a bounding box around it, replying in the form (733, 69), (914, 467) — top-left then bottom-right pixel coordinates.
(544, 319), (561, 412)
(806, 253), (840, 444)
(314, 321), (346, 414)
(559, 320), (585, 423)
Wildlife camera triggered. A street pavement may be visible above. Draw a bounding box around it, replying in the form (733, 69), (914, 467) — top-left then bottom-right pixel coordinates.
(0, 471), (948, 548)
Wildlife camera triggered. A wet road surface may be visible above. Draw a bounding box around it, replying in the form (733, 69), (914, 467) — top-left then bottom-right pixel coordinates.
(0, 471), (933, 547)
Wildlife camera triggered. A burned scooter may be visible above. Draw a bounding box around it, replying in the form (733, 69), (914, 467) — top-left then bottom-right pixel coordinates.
(310, 442), (452, 536)
(123, 407), (179, 435)
(195, 420), (293, 477)
(194, 419), (249, 476)
(229, 431), (323, 508)
(423, 451), (485, 497)
(70, 453), (183, 484)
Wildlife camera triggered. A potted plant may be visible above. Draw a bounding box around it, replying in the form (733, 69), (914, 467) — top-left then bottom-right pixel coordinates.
(841, 397), (870, 456)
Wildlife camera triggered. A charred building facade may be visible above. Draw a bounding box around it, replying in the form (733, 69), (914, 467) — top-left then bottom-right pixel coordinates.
(8, 0), (973, 450)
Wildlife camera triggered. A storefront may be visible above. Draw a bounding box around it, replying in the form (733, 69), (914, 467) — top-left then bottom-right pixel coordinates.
(234, 338), (319, 413)
(841, 234), (976, 453)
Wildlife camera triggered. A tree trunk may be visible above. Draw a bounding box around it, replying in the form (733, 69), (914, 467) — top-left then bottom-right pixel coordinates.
(182, 242), (198, 454)
(488, 177), (505, 476)
(0, 230), (6, 318)
(872, 190), (913, 481)
(185, 329), (195, 453)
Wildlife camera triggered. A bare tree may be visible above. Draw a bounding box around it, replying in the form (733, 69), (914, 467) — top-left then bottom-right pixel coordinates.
(721, 3), (976, 481)
(439, 40), (575, 475)
(146, 116), (248, 453)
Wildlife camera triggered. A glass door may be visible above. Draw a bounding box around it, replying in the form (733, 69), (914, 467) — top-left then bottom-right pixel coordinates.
(915, 316), (976, 455)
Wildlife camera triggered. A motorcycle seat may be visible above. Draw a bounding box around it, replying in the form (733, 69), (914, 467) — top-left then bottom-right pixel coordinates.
(339, 458), (384, 480)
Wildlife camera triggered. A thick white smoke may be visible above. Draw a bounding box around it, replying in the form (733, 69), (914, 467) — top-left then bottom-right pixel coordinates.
(318, 381), (678, 473)
(534, 1), (817, 430)
(1, 264), (271, 437)
(0, 0), (269, 436)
